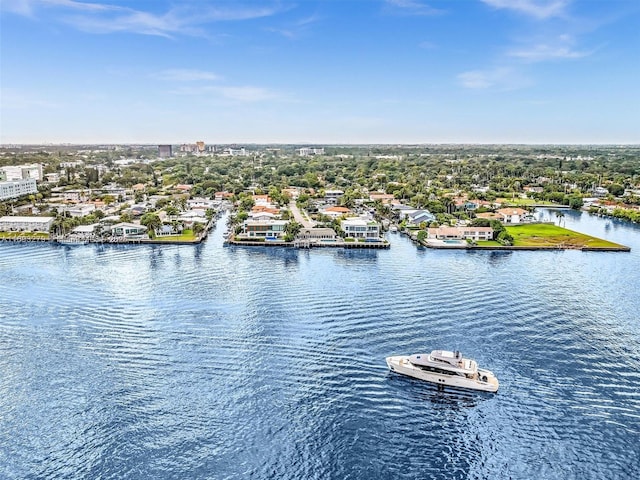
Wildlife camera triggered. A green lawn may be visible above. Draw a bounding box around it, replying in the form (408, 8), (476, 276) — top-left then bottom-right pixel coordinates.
(496, 197), (562, 206)
(476, 240), (502, 247)
(504, 224), (624, 249)
(0, 231), (50, 240)
(151, 229), (199, 242)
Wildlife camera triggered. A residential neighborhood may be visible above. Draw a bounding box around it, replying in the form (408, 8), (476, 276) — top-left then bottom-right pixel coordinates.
(0, 143), (638, 250)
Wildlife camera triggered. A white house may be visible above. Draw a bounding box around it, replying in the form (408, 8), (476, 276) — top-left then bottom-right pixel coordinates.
(427, 226), (493, 241)
(297, 227), (338, 241)
(110, 222), (147, 238)
(187, 198), (217, 210)
(325, 190), (344, 206)
(60, 204), (96, 218)
(242, 219), (288, 239)
(298, 147), (324, 156)
(341, 217), (381, 239)
(496, 208), (531, 224)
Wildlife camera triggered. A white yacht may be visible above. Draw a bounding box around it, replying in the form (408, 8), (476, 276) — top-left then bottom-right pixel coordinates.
(386, 350), (499, 393)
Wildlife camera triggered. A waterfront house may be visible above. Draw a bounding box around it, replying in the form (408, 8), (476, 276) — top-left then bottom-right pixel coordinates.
(241, 219), (288, 239)
(110, 222), (147, 238)
(155, 224), (180, 236)
(297, 228), (338, 241)
(72, 224), (100, 238)
(496, 208), (532, 224)
(0, 216), (54, 232)
(427, 226), (494, 241)
(341, 217), (381, 240)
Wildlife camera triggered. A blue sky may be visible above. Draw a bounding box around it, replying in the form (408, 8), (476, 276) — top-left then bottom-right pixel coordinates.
(1, 0), (639, 144)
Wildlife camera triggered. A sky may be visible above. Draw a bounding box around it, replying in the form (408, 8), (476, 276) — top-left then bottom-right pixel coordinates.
(1, 0), (639, 144)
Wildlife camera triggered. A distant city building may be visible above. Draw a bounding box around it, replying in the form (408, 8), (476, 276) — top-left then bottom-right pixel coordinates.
(196, 141), (205, 152)
(297, 147), (325, 156)
(0, 179), (38, 200)
(222, 147), (247, 156)
(158, 145), (173, 158)
(44, 173), (60, 183)
(0, 164), (43, 181)
(59, 161), (84, 169)
(50, 188), (90, 203)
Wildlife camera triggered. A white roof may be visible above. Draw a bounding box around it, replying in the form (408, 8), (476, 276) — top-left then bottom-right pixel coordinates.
(0, 216), (54, 224)
(72, 224), (99, 233)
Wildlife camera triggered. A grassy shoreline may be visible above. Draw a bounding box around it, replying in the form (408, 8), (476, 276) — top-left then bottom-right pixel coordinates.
(475, 224), (629, 250)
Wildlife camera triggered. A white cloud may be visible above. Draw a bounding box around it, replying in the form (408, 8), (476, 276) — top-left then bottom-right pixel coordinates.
(480, 0), (569, 19)
(508, 43), (590, 61)
(216, 86), (278, 102)
(4, 1), (284, 37)
(384, 0), (442, 16)
(1, 0), (35, 15)
(506, 34), (594, 62)
(168, 85), (279, 103)
(457, 67), (531, 90)
(154, 69), (221, 82)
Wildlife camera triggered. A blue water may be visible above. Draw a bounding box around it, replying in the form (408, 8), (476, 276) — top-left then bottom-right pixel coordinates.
(1, 210), (639, 479)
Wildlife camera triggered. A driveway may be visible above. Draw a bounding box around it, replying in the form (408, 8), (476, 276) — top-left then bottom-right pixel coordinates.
(288, 200), (315, 228)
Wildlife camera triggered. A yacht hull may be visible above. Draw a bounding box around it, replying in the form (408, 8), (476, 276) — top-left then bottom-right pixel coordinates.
(386, 355), (499, 393)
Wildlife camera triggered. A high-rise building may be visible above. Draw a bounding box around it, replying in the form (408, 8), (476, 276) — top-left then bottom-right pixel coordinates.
(0, 164), (43, 181)
(0, 178), (38, 200)
(196, 141), (205, 152)
(158, 145), (173, 158)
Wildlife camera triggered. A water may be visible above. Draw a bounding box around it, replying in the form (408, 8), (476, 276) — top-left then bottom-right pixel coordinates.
(1, 210), (639, 479)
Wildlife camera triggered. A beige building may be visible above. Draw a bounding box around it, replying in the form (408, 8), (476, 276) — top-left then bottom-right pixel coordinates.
(0, 216), (54, 232)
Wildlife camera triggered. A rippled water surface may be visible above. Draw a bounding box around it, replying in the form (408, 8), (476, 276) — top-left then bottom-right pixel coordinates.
(1, 210), (639, 479)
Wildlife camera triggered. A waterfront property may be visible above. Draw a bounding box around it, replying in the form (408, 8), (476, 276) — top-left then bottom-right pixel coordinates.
(109, 222), (148, 238)
(503, 224), (628, 250)
(240, 219), (288, 240)
(427, 226), (493, 241)
(297, 227), (339, 242)
(341, 217), (381, 240)
(0, 215), (54, 232)
(496, 208), (535, 224)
